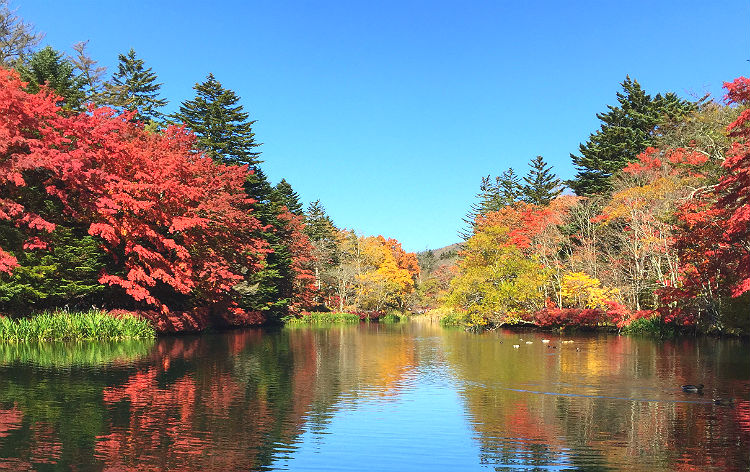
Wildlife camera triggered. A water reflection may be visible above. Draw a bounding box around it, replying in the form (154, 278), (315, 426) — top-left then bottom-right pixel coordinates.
(0, 323), (747, 470)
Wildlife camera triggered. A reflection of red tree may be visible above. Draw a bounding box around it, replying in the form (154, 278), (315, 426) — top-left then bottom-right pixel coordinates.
(92, 329), (321, 471)
(29, 423), (62, 465)
(505, 403), (562, 453)
(0, 407), (23, 439)
(737, 400), (750, 434)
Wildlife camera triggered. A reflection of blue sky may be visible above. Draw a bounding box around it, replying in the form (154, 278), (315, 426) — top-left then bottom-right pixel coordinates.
(270, 363), (486, 471)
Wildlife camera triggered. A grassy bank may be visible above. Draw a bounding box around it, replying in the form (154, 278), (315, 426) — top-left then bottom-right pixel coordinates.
(284, 310), (410, 324)
(284, 312), (362, 324)
(0, 310), (156, 342)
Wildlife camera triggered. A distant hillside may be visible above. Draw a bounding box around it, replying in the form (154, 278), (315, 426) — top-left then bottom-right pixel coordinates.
(417, 242), (462, 277)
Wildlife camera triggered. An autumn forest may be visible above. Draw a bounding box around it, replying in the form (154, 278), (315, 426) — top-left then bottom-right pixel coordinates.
(0, 3), (748, 339)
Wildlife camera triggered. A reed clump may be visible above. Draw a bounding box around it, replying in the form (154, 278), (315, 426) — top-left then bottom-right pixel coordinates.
(0, 309), (156, 342)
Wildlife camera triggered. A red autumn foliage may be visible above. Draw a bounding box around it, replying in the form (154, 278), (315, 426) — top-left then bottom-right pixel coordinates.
(662, 77), (750, 320)
(278, 208), (318, 314)
(476, 198), (578, 253)
(0, 68), (270, 327)
(530, 300), (631, 329)
(0, 69), (60, 272)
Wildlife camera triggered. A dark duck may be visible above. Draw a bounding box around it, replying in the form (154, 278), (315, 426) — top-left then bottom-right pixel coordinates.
(681, 384), (704, 393)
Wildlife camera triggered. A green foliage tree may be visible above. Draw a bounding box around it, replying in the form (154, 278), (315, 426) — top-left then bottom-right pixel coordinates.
(104, 48), (167, 123)
(570, 76), (694, 195)
(521, 155), (562, 205)
(174, 73), (260, 166)
(460, 176), (498, 240)
(0, 225), (106, 313)
(17, 46), (85, 110)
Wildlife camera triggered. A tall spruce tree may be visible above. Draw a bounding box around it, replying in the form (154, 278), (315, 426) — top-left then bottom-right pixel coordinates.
(570, 76), (694, 195)
(104, 48), (167, 123)
(174, 73), (260, 166)
(17, 46), (85, 110)
(235, 168), (288, 314)
(521, 155), (562, 206)
(273, 179), (303, 215)
(305, 200), (336, 242)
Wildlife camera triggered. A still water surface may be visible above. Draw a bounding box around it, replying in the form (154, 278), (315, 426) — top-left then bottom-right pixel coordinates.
(0, 321), (748, 471)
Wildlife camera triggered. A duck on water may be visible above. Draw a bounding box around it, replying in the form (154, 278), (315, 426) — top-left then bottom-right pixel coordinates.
(681, 384), (704, 393)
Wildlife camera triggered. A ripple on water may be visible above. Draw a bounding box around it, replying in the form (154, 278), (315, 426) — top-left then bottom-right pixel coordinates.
(0, 324), (747, 471)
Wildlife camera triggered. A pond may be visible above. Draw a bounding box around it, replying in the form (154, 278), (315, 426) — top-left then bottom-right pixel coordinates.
(0, 321), (748, 471)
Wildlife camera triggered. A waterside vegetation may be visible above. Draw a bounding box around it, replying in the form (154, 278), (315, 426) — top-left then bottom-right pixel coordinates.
(0, 310), (155, 342)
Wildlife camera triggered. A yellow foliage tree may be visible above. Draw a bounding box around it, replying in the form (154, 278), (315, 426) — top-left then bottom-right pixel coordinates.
(355, 236), (418, 311)
(559, 272), (618, 309)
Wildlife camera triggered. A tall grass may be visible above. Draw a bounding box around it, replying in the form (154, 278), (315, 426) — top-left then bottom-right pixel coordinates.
(0, 309), (155, 342)
(621, 315), (676, 337)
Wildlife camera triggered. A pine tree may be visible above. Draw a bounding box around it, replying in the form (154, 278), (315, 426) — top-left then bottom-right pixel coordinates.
(173, 73), (260, 166)
(104, 48), (167, 123)
(521, 155), (562, 206)
(570, 76), (694, 195)
(17, 46), (85, 110)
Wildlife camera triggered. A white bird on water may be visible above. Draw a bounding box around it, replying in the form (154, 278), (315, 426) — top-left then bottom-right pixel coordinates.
(513, 344), (520, 349)
(542, 339), (550, 343)
(525, 341), (533, 344)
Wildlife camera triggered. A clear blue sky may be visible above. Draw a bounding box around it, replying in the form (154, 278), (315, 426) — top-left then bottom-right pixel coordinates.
(15, 1), (749, 252)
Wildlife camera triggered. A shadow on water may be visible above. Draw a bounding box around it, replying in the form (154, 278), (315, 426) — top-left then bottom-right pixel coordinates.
(0, 322), (747, 471)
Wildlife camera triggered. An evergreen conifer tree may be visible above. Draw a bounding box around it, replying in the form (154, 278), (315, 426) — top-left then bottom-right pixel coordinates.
(104, 48), (167, 123)
(304, 200), (337, 242)
(459, 168), (525, 239)
(17, 46), (85, 110)
(272, 179), (303, 215)
(497, 167), (522, 205)
(570, 76), (694, 195)
(304, 200), (339, 300)
(521, 155), (562, 206)
(174, 73), (260, 166)
(460, 176), (497, 240)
